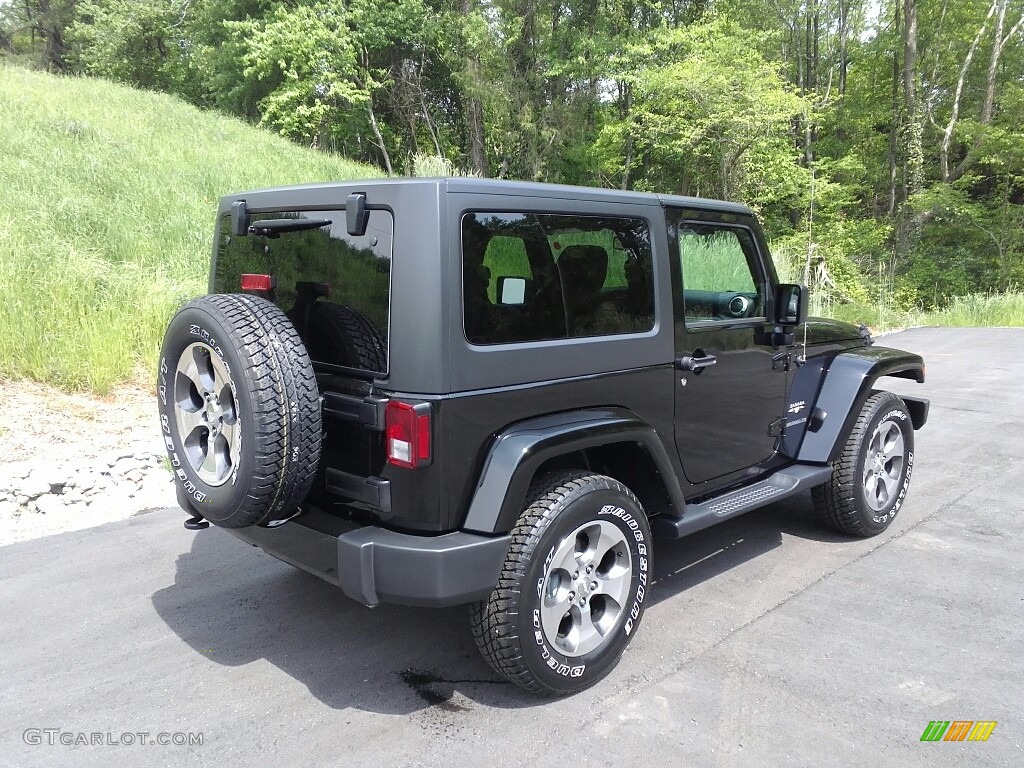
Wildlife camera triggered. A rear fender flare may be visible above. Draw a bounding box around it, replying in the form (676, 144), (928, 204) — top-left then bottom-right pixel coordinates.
(461, 408), (685, 535)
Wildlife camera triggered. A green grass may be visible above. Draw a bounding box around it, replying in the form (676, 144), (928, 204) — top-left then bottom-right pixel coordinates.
(917, 291), (1024, 327)
(678, 232), (756, 293)
(805, 292), (1024, 331)
(0, 66), (380, 392)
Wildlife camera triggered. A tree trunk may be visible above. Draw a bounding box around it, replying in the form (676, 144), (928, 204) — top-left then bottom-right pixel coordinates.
(838, 0), (849, 99)
(459, 0), (489, 176)
(897, 0), (924, 262)
(465, 86), (487, 176)
(981, 0), (1009, 125)
(35, 0), (68, 72)
(367, 100), (393, 176)
(980, 0), (1024, 125)
(949, 0), (1024, 181)
(620, 81), (634, 190)
(902, 0), (924, 201)
(887, 1), (901, 217)
(940, 2), (995, 181)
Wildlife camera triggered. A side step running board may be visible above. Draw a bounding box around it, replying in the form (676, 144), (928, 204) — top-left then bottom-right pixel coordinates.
(653, 464), (833, 540)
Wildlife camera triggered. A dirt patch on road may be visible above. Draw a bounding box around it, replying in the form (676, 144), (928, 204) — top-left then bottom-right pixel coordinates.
(0, 381), (163, 463)
(0, 380), (174, 546)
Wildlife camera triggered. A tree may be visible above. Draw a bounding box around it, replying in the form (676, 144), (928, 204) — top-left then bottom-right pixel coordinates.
(229, 0), (430, 171)
(600, 19), (810, 219)
(2, 0), (76, 70)
(71, 0), (189, 92)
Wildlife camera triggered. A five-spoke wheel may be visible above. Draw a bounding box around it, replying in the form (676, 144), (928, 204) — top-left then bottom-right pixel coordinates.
(173, 342), (240, 486)
(471, 471), (651, 696)
(540, 520), (632, 657)
(813, 390), (915, 537)
(861, 417), (905, 512)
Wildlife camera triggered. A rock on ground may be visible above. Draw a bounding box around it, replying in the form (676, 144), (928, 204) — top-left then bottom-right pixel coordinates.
(0, 382), (177, 546)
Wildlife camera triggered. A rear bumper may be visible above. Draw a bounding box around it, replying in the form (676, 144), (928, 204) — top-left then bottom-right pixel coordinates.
(223, 508), (510, 608)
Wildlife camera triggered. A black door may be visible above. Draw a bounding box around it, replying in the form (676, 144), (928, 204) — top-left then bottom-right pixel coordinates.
(669, 211), (788, 485)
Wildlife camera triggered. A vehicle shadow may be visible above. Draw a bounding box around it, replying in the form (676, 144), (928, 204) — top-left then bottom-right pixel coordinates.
(151, 492), (852, 713)
(650, 490), (853, 604)
(150, 526), (529, 715)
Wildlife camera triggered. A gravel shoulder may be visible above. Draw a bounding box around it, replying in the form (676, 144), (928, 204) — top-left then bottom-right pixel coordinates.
(0, 382), (176, 545)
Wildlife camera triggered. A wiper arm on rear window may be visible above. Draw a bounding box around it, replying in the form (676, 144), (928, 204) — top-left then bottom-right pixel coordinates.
(248, 218), (333, 237)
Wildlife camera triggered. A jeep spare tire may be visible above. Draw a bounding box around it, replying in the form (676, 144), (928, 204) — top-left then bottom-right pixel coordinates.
(157, 293), (321, 528)
(300, 301), (387, 372)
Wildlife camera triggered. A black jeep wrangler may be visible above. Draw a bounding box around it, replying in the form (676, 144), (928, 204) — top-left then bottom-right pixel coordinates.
(158, 178), (928, 695)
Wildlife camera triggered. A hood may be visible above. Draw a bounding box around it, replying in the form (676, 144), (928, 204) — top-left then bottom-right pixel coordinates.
(802, 317), (869, 346)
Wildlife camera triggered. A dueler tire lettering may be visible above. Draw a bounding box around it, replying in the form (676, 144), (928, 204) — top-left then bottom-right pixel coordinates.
(157, 293), (321, 528)
(469, 471), (652, 696)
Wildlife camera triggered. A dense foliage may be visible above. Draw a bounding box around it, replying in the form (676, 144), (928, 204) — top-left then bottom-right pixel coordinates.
(3, 0), (1023, 309)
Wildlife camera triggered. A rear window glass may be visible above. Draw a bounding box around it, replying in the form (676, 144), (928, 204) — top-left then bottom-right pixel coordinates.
(462, 212), (654, 345)
(215, 209), (392, 374)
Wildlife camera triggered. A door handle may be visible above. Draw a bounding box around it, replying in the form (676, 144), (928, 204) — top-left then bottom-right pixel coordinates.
(677, 353), (717, 372)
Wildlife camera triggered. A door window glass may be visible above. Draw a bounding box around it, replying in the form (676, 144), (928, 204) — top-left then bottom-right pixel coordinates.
(677, 224), (763, 322)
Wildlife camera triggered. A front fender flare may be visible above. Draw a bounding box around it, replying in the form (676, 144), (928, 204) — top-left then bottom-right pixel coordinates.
(461, 407), (685, 535)
(793, 346), (926, 464)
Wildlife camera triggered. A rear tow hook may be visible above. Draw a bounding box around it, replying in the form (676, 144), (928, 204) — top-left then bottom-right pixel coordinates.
(184, 513), (210, 530)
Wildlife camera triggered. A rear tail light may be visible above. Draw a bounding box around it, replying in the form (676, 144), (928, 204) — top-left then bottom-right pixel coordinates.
(240, 273), (275, 292)
(385, 400), (431, 468)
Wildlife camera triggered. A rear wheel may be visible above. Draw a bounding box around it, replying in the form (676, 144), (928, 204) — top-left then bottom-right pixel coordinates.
(812, 391), (914, 537)
(470, 471), (652, 696)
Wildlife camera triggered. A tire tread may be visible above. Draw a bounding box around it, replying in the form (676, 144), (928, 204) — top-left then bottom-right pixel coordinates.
(469, 470), (644, 696)
(812, 390), (908, 537)
(164, 294), (321, 527)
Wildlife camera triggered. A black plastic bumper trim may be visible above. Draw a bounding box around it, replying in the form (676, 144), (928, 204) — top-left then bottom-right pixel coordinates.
(321, 392), (386, 430)
(326, 469), (392, 513)
(900, 395), (929, 430)
(225, 515), (510, 608)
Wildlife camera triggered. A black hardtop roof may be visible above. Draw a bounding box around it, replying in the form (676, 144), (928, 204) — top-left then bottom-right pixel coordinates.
(222, 177), (753, 216)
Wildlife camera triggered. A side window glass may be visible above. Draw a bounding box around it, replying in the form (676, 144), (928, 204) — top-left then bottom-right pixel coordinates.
(462, 212), (654, 344)
(677, 225), (763, 322)
(483, 236), (532, 304)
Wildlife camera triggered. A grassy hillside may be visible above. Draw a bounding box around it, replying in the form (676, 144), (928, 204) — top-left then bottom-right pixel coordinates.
(0, 66), (381, 392)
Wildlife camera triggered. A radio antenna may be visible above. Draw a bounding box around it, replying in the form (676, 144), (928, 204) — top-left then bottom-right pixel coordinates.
(800, 162), (814, 364)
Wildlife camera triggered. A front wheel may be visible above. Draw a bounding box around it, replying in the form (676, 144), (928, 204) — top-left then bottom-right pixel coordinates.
(470, 471), (652, 696)
(812, 391), (915, 537)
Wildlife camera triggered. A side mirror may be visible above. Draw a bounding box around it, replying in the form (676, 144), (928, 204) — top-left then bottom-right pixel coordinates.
(497, 276), (528, 305)
(774, 283), (808, 327)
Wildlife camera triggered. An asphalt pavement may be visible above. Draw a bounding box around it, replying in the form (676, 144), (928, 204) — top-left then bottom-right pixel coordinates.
(1, 327), (1021, 768)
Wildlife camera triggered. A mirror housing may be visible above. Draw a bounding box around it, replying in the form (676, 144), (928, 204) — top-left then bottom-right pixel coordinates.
(230, 200), (249, 236)
(774, 283), (808, 327)
(346, 192), (369, 236)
